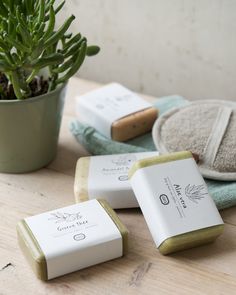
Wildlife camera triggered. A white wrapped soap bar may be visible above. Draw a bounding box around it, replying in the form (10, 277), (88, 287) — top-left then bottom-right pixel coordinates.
(17, 199), (128, 280)
(74, 152), (158, 209)
(129, 151), (224, 254)
(76, 83), (158, 141)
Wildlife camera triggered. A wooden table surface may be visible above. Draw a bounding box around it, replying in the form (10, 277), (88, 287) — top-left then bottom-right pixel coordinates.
(1, 77), (236, 295)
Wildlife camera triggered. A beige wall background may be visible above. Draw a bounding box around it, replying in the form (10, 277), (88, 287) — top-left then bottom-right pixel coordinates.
(58, 0), (236, 100)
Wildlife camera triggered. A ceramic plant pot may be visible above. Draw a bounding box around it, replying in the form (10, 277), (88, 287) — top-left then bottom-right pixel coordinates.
(0, 83), (67, 173)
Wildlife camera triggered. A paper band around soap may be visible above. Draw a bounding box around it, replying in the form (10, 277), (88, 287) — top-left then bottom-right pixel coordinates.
(74, 152), (159, 209)
(129, 151), (224, 254)
(76, 83), (157, 141)
(152, 100), (236, 181)
(17, 199), (128, 280)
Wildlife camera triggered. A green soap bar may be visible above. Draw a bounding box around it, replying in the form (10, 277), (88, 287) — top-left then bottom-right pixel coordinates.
(17, 219), (47, 280)
(17, 199), (128, 280)
(129, 151), (224, 255)
(159, 224), (224, 255)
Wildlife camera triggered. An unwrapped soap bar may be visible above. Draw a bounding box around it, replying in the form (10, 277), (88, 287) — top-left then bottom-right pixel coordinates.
(74, 152), (158, 209)
(17, 199), (128, 280)
(129, 151), (224, 254)
(76, 83), (158, 141)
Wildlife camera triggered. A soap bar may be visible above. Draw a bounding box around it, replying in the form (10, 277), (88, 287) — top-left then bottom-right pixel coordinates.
(17, 199), (128, 280)
(74, 152), (158, 209)
(76, 83), (158, 141)
(129, 151), (224, 255)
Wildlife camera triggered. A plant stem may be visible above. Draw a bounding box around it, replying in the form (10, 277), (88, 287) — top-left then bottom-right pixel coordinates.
(26, 69), (39, 83)
(10, 72), (24, 99)
(49, 72), (58, 91)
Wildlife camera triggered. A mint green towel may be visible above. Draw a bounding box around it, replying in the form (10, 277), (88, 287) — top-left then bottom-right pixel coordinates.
(70, 95), (236, 210)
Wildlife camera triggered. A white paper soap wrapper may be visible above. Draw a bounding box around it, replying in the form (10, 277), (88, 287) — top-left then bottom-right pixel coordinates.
(74, 152), (158, 209)
(17, 199), (128, 280)
(76, 83), (155, 140)
(129, 151), (224, 254)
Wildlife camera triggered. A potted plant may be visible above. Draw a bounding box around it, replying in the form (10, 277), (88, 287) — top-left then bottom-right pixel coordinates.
(0, 0), (99, 173)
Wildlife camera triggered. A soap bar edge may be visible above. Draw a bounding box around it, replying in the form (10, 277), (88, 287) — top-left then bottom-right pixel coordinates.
(74, 157), (90, 203)
(111, 107), (158, 142)
(159, 224), (224, 255)
(129, 150), (193, 179)
(17, 220), (48, 280)
(98, 199), (129, 255)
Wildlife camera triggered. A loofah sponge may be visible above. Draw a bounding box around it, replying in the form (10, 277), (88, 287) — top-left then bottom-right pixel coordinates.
(152, 100), (236, 181)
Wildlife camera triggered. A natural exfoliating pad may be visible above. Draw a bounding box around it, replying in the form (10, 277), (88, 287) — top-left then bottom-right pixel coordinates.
(76, 83), (158, 142)
(74, 152), (158, 209)
(129, 151), (224, 255)
(152, 100), (236, 181)
(17, 199), (128, 280)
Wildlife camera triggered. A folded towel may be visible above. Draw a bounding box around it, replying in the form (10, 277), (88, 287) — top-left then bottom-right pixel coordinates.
(70, 95), (236, 210)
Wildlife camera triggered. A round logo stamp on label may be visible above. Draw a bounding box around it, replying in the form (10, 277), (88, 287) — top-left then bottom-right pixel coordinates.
(73, 233), (86, 241)
(118, 175), (129, 181)
(159, 194), (169, 205)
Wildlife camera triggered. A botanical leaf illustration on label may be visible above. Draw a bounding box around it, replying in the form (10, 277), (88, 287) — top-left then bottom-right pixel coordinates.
(48, 212), (82, 223)
(115, 94), (132, 102)
(185, 184), (208, 204)
(112, 155), (136, 166)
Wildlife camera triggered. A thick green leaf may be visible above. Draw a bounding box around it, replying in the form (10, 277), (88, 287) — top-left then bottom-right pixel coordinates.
(0, 59), (14, 71)
(63, 37), (86, 58)
(86, 46), (100, 56)
(57, 41), (87, 84)
(63, 33), (81, 51)
(44, 1), (65, 22)
(0, 2), (8, 17)
(43, 5), (55, 39)
(30, 53), (64, 68)
(44, 15), (75, 48)
(38, 0), (45, 24)
(17, 24), (32, 46)
(52, 55), (75, 73)
(5, 34), (31, 53)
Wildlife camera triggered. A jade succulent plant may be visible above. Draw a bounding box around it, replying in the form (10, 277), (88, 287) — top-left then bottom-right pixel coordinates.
(0, 0), (100, 100)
